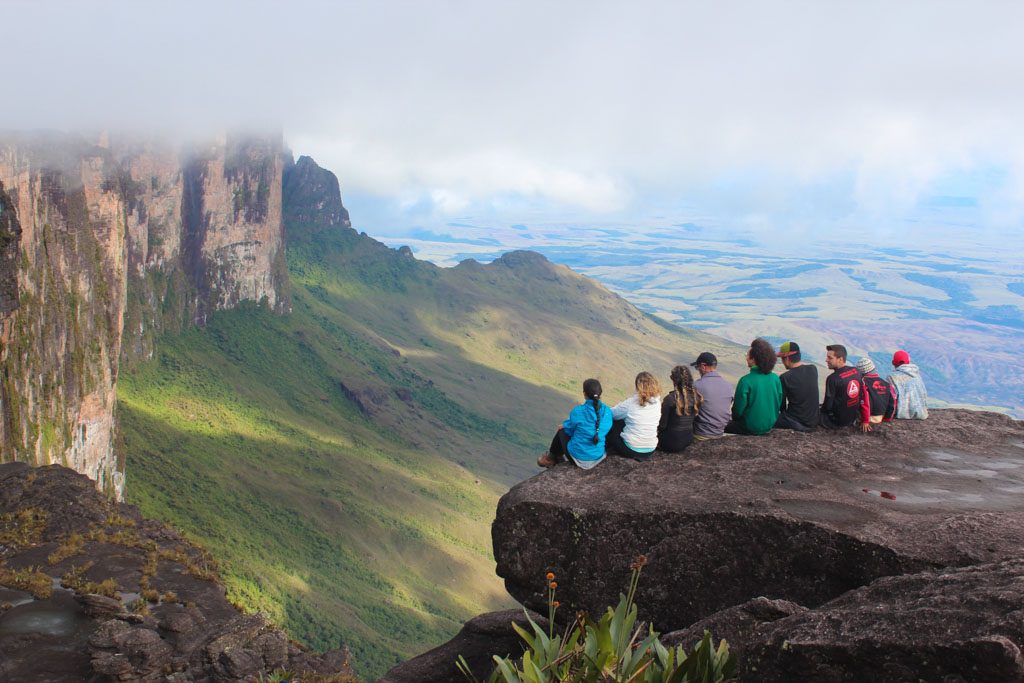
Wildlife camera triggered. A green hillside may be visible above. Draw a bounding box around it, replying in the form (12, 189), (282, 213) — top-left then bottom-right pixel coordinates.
(118, 157), (744, 679)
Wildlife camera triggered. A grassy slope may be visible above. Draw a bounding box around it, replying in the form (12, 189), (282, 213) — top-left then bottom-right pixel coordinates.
(119, 200), (744, 679)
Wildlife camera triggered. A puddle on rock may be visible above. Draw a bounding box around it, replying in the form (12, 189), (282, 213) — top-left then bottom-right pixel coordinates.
(953, 469), (1000, 478)
(857, 447), (1024, 513)
(0, 602), (84, 638)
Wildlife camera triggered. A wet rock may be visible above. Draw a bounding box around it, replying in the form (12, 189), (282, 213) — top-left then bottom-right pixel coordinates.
(742, 558), (1024, 682)
(493, 410), (1024, 633)
(381, 609), (548, 683)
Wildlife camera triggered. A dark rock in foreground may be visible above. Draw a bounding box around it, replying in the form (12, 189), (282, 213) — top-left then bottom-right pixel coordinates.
(743, 558), (1024, 682)
(493, 410), (1024, 634)
(660, 597), (806, 660)
(380, 609), (547, 683)
(0, 463), (355, 682)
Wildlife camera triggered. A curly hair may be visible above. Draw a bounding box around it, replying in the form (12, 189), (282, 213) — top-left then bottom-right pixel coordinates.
(635, 371), (661, 407)
(749, 338), (777, 375)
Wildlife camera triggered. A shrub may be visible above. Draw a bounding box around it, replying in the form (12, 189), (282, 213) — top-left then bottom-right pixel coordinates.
(458, 557), (736, 683)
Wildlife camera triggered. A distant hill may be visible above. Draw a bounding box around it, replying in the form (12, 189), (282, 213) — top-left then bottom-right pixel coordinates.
(118, 156), (744, 678)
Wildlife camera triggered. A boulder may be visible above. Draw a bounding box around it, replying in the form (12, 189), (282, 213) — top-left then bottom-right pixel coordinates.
(661, 597), (805, 659)
(742, 558), (1024, 681)
(493, 410), (1024, 633)
(381, 609), (547, 683)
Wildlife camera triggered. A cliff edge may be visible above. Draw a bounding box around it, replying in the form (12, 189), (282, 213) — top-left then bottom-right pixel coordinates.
(388, 410), (1024, 681)
(0, 132), (306, 498)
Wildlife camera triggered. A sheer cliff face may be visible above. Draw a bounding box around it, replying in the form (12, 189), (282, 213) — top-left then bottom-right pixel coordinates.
(0, 132), (292, 498)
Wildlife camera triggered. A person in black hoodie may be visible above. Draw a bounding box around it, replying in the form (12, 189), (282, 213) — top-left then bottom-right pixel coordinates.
(820, 344), (863, 429)
(658, 365), (702, 452)
(773, 341), (818, 432)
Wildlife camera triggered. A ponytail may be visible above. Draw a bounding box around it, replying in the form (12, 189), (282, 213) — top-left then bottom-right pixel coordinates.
(582, 378), (603, 445)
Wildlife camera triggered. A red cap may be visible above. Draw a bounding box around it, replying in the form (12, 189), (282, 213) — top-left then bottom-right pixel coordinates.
(892, 350), (910, 366)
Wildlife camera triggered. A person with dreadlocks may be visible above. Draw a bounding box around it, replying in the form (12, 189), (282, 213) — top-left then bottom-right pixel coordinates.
(537, 378), (613, 469)
(657, 365), (702, 453)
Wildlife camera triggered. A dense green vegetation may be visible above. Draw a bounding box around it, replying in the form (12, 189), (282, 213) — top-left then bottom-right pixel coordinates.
(119, 161), (742, 680)
(119, 294), (522, 678)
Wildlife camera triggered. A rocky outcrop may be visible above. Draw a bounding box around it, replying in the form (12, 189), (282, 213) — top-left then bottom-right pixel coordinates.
(742, 558), (1024, 681)
(283, 154), (351, 241)
(0, 462), (355, 681)
(660, 597), (806, 660)
(493, 410), (1024, 635)
(380, 609), (547, 683)
(0, 132), (300, 498)
(392, 411), (1024, 681)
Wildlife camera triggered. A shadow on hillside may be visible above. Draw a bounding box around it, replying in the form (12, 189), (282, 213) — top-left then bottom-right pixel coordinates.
(117, 401), (515, 679)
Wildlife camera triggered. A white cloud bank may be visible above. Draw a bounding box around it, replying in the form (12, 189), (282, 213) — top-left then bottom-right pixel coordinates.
(6, 0), (1024, 231)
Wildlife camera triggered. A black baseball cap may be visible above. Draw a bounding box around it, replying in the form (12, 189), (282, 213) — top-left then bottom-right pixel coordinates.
(690, 352), (717, 367)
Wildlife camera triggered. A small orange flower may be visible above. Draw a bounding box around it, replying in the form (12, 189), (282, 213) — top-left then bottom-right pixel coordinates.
(546, 572), (555, 581)
(630, 554), (649, 571)
(549, 581), (557, 589)
(552, 601), (560, 608)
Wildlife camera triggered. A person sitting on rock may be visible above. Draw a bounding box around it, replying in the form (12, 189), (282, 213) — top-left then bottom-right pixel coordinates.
(658, 365), (702, 453)
(537, 378), (613, 469)
(819, 344), (863, 429)
(887, 349), (929, 420)
(607, 371), (662, 461)
(691, 352), (733, 440)
(856, 357), (897, 433)
(725, 338), (783, 435)
(773, 341), (819, 432)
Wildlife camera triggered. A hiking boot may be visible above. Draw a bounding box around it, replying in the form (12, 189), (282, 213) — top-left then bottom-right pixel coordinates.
(537, 452), (556, 468)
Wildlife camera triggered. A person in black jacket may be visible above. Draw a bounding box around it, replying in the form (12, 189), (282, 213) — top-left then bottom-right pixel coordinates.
(658, 365), (702, 453)
(773, 341), (818, 432)
(820, 344), (863, 429)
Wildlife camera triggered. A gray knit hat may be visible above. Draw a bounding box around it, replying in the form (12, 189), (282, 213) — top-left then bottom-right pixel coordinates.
(856, 357), (876, 374)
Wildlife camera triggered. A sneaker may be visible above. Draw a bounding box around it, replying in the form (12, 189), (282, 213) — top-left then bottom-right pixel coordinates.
(537, 452), (556, 468)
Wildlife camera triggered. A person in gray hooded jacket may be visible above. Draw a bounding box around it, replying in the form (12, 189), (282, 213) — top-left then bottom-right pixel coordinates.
(887, 349), (928, 419)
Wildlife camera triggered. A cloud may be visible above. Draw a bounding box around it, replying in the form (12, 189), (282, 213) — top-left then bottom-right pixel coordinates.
(7, 0), (1024, 228)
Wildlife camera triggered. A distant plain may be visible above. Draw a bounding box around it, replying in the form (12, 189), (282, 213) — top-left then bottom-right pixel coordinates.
(376, 221), (1024, 417)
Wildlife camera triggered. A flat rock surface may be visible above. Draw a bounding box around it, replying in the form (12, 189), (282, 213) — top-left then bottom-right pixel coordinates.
(742, 558), (1024, 682)
(493, 410), (1024, 632)
(0, 463), (355, 682)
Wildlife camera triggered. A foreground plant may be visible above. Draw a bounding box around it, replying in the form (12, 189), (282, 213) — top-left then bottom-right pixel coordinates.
(458, 557), (736, 683)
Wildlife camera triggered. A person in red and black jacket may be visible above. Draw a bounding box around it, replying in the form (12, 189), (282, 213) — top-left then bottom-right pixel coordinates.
(855, 357), (897, 433)
(819, 344), (864, 429)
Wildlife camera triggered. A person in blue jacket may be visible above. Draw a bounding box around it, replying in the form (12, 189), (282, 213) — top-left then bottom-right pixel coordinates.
(537, 378), (613, 469)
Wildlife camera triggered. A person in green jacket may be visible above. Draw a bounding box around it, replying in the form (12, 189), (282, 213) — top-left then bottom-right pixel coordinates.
(725, 337), (783, 435)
